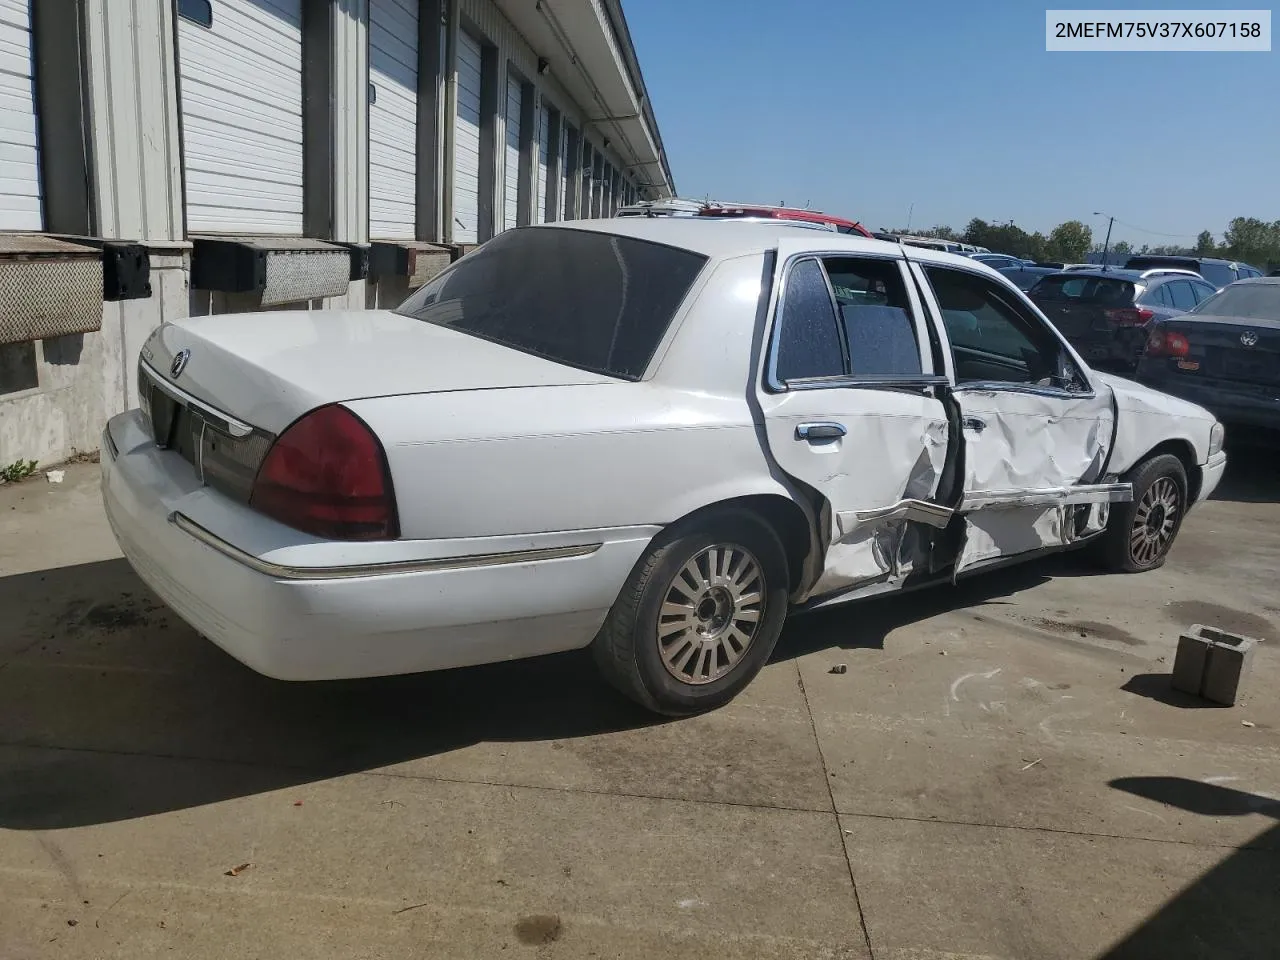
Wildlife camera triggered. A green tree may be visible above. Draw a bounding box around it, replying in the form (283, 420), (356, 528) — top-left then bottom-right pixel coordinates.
(1045, 220), (1093, 262)
(1222, 217), (1280, 267)
(1194, 230), (1216, 255)
(1111, 240), (1132, 256)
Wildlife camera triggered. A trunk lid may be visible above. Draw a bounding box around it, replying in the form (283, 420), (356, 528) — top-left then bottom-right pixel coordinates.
(1154, 315), (1280, 389)
(141, 310), (613, 433)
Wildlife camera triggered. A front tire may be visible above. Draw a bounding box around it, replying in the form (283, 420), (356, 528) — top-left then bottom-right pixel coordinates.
(591, 511), (790, 716)
(1096, 453), (1189, 573)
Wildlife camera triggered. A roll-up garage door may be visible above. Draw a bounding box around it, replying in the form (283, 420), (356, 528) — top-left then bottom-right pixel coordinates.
(0, 0), (41, 230)
(177, 0), (304, 234)
(452, 30), (482, 244)
(534, 103), (549, 223)
(502, 75), (521, 231)
(369, 0), (418, 240)
(559, 124), (571, 219)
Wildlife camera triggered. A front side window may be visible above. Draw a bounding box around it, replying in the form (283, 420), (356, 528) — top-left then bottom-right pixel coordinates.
(395, 228), (707, 380)
(925, 266), (1065, 386)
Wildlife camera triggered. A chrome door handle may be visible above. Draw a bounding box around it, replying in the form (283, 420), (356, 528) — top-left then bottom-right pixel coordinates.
(963, 416), (987, 433)
(796, 422), (847, 441)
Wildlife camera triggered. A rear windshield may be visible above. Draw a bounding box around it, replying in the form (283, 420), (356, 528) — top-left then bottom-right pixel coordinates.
(1030, 275), (1136, 304)
(1192, 284), (1280, 321)
(395, 228), (708, 380)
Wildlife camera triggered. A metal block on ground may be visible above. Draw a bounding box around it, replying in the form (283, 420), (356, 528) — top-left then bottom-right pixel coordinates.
(1171, 624), (1260, 706)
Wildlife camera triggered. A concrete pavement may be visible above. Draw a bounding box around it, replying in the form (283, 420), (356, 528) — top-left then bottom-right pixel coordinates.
(1, 453), (1277, 959)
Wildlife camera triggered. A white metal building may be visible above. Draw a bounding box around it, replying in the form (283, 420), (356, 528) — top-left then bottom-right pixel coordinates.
(0, 0), (676, 468)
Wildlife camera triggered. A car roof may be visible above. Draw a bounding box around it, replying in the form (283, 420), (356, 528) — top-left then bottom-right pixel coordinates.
(543, 217), (988, 269)
(1042, 269), (1145, 282)
(1231, 276), (1280, 286)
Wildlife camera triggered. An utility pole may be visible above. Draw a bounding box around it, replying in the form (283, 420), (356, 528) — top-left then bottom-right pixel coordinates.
(1094, 211), (1116, 266)
(906, 202), (914, 232)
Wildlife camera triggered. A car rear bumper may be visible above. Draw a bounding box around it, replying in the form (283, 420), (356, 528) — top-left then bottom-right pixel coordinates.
(1066, 329), (1147, 371)
(102, 410), (656, 681)
(1133, 370), (1280, 431)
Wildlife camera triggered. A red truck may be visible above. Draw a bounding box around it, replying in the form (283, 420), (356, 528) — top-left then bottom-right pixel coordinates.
(697, 203), (874, 238)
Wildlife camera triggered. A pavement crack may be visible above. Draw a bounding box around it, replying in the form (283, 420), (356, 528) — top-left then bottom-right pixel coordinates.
(795, 661), (877, 960)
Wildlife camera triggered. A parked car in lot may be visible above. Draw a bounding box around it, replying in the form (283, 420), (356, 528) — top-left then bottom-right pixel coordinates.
(967, 252), (1030, 271)
(999, 264), (1059, 291)
(1135, 277), (1280, 435)
(101, 220), (1226, 715)
(1028, 269), (1218, 372)
(1124, 255), (1265, 289)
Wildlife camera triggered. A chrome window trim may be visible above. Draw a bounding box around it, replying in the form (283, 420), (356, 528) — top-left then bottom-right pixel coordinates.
(906, 260), (1098, 399)
(951, 381), (1097, 401)
(140, 360), (255, 439)
(763, 249), (935, 393)
(170, 512), (603, 581)
(784, 374), (950, 394)
(849, 498), (954, 529)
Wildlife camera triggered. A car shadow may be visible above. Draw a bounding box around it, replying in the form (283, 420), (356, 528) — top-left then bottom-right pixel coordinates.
(1098, 778), (1279, 959)
(0, 557), (669, 831)
(0, 547), (1106, 831)
(772, 551), (1094, 661)
(1210, 440), (1280, 505)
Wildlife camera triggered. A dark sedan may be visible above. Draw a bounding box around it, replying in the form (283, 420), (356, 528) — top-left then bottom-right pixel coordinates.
(1027, 269), (1217, 372)
(999, 264), (1058, 291)
(1135, 278), (1280, 435)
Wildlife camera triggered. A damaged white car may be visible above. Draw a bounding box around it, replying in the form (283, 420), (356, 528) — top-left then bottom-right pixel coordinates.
(102, 219), (1227, 715)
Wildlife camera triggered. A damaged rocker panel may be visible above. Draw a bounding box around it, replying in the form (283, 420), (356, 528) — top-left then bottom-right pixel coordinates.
(845, 498), (954, 530)
(958, 482), (1133, 511)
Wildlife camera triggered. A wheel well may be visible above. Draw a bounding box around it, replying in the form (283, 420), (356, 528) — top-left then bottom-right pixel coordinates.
(668, 495), (814, 591)
(1132, 439), (1201, 501)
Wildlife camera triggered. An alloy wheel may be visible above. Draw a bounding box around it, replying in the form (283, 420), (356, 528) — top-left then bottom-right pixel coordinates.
(656, 544), (765, 685)
(1130, 476), (1181, 567)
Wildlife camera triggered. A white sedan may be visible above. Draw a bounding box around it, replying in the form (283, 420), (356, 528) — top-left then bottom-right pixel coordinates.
(102, 219), (1227, 715)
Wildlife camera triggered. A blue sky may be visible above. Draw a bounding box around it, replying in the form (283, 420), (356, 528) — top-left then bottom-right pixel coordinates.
(625, 0), (1279, 247)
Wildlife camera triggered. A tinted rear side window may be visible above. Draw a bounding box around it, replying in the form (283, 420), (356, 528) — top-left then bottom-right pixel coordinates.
(395, 228), (708, 380)
(1166, 280), (1197, 310)
(775, 258), (844, 381)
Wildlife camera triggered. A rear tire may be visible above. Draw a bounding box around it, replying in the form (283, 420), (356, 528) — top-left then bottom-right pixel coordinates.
(1095, 454), (1188, 573)
(591, 510), (790, 716)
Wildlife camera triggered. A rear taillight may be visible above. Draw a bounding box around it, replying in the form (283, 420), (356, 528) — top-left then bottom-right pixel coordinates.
(250, 404), (398, 541)
(1105, 307), (1155, 326)
(1144, 328), (1191, 358)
